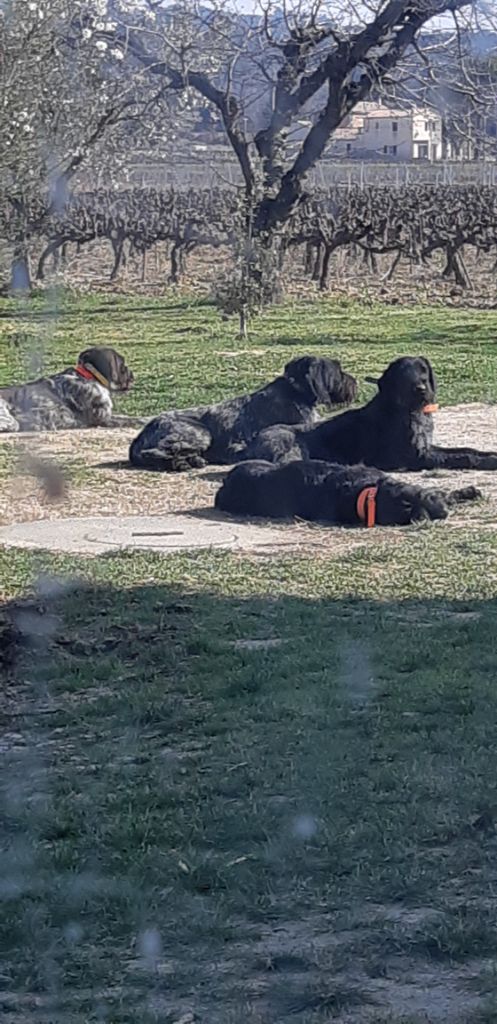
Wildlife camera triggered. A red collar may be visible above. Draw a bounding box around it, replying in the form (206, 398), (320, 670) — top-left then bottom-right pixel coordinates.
(74, 363), (110, 389)
(356, 486), (378, 528)
(422, 403), (438, 414)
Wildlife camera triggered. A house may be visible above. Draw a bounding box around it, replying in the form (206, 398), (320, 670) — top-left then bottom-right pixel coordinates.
(330, 104), (443, 161)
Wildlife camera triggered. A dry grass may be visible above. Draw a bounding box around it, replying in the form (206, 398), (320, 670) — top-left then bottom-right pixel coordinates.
(20, 236), (497, 311)
(2, 404), (497, 560)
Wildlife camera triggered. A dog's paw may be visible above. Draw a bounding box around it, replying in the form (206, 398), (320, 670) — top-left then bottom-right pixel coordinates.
(459, 486), (483, 502)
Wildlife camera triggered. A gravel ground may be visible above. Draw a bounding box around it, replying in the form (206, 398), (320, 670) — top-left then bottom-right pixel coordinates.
(1, 403), (497, 556)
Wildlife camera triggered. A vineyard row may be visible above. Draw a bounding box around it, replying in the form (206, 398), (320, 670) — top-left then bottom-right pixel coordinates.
(3, 185), (497, 289)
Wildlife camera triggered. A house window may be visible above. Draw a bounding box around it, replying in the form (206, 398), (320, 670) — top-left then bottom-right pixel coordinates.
(383, 145), (388, 153)
(390, 145), (397, 155)
(430, 121), (436, 131)
(417, 143), (429, 158)
(425, 121), (429, 131)
(364, 120), (369, 131)
(346, 143), (352, 154)
(375, 121), (380, 130)
(392, 121), (398, 133)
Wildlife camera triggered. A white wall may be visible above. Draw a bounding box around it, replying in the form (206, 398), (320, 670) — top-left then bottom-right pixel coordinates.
(412, 113), (443, 160)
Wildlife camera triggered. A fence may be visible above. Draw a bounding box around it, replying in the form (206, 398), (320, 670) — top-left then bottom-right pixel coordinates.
(120, 158), (497, 191)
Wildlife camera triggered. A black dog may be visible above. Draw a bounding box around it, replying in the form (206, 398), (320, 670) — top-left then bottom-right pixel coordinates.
(246, 356), (497, 471)
(0, 347), (137, 432)
(215, 459), (481, 527)
(129, 356), (357, 472)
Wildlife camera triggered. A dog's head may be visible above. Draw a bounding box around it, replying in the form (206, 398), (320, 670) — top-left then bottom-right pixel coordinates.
(373, 356), (436, 412)
(78, 347), (134, 392)
(377, 479), (448, 526)
(284, 356), (357, 409)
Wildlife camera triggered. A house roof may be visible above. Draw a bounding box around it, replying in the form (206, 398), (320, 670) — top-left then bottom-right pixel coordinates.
(362, 108), (411, 119)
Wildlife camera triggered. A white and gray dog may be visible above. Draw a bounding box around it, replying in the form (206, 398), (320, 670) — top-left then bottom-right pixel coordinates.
(129, 356), (358, 472)
(0, 346), (138, 432)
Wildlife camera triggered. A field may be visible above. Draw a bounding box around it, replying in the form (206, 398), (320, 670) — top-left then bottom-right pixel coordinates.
(3, 294), (497, 1023)
(8, 182), (497, 307)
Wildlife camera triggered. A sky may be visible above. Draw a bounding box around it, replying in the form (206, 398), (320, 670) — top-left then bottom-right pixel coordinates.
(129, 0), (493, 33)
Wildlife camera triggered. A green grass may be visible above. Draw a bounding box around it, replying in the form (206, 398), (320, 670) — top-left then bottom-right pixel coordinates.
(2, 292), (497, 414)
(3, 294), (497, 1022)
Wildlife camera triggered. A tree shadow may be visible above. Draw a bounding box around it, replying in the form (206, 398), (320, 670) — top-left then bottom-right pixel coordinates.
(0, 300), (212, 322)
(2, 578), (497, 1021)
(268, 326), (497, 349)
(93, 462), (230, 478)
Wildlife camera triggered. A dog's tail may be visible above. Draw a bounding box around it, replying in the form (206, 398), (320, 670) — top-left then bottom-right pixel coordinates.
(446, 485), (482, 506)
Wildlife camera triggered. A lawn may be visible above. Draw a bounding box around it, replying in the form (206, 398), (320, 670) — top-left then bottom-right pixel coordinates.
(2, 294), (497, 1023)
(2, 292), (497, 413)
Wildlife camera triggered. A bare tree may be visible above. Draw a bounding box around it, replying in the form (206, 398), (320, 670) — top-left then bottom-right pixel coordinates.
(90, 0), (497, 239)
(0, 0), (177, 290)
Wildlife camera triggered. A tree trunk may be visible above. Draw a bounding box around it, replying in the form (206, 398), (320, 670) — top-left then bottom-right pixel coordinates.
(383, 250), (402, 282)
(170, 243), (181, 284)
(109, 237), (125, 281)
(239, 304), (249, 339)
(453, 250), (471, 290)
(363, 249), (378, 273)
(37, 243), (56, 281)
(443, 246), (471, 289)
(304, 242), (315, 275)
(319, 245), (333, 291)
(312, 242), (323, 282)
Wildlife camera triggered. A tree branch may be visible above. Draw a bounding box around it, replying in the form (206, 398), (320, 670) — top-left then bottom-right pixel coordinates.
(110, 27), (256, 194)
(255, 0), (473, 232)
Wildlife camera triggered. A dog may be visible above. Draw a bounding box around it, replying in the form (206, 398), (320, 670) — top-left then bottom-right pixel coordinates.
(129, 355), (357, 472)
(215, 459), (481, 526)
(0, 346), (138, 432)
(245, 356), (497, 471)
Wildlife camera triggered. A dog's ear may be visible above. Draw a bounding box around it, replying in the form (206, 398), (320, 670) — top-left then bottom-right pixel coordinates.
(376, 363), (395, 395)
(284, 356), (347, 406)
(283, 356), (312, 383)
(305, 358), (341, 404)
(283, 357), (319, 400)
(421, 357), (436, 395)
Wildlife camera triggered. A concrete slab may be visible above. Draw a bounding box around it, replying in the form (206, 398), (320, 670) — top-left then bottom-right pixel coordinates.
(0, 513), (299, 557)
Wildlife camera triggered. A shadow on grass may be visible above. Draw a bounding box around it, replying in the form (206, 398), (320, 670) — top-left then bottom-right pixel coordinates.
(2, 576), (497, 1020)
(267, 326), (497, 349)
(0, 299), (214, 322)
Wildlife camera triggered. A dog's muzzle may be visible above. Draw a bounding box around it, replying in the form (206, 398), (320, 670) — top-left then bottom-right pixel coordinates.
(120, 370), (134, 392)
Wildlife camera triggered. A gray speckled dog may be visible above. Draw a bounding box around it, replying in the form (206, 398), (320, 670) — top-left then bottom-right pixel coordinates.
(0, 346), (140, 432)
(129, 356), (358, 472)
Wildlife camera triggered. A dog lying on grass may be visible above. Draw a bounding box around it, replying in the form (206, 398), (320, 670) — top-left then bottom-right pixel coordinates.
(129, 356), (357, 472)
(0, 346), (137, 432)
(245, 356), (497, 471)
(215, 459), (481, 527)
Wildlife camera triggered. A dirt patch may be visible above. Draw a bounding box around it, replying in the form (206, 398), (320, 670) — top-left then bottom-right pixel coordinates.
(1, 403), (497, 557)
(218, 909), (488, 1023)
(17, 235), (497, 310)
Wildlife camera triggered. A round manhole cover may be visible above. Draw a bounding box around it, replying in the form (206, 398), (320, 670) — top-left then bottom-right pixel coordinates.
(0, 514), (294, 556)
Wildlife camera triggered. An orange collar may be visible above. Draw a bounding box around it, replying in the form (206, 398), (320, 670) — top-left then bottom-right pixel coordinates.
(75, 363), (110, 389)
(356, 486), (378, 528)
(422, 403), (438, 414)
